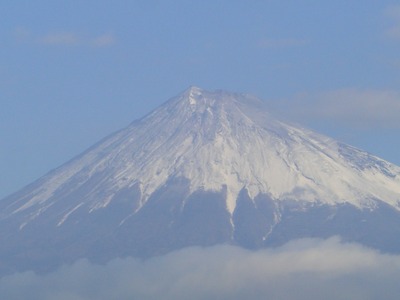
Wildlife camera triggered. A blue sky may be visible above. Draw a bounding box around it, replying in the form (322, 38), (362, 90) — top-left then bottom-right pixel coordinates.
(1, 1), (400, 198)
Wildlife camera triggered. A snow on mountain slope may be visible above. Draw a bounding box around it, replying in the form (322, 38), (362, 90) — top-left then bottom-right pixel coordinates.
(3, 87), (400, 228)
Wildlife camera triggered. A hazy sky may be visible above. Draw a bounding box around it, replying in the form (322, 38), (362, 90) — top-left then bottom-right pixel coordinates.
(2, 1), (400, 198)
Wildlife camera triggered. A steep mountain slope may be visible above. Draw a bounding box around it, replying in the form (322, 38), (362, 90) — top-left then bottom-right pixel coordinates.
(1, 87), (400, 274)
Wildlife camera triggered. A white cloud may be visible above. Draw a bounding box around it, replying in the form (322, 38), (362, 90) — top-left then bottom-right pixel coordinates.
(268, 88), (400, 129)
(259, 38), (307, 49)
(384, 5), (400, 40)
(39, 32), (80, 46)
(1, 237), (400, 299)
(13, 28), (116, 47)
(386, 26), (400, 39)
(13, 27), (32, 42)
(90, 33), (116, 47)
(38, 32), (117, 47)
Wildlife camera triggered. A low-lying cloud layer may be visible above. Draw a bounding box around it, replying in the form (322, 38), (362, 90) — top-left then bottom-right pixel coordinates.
(1, 237), (400, 300)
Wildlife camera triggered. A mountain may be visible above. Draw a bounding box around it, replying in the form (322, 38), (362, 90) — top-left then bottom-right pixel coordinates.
(1, 86), (400, 275)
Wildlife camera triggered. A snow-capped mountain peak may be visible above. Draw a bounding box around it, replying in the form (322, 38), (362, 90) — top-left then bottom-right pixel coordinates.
(5, 87), (400, 224)
(2, 87), (400, 274)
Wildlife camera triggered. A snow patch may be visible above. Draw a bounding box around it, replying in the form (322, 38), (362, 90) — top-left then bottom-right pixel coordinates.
(57, 203), (84, 226)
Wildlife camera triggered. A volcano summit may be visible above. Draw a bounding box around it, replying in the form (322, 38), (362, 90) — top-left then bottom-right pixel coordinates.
(1, 87), (400, 274)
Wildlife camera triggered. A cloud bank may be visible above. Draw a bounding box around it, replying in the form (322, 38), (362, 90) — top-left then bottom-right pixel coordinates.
(1, 237), (400, 300)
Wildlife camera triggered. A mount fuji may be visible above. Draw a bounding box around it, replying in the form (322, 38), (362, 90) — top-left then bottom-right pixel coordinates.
(1, 86), (400, 275)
